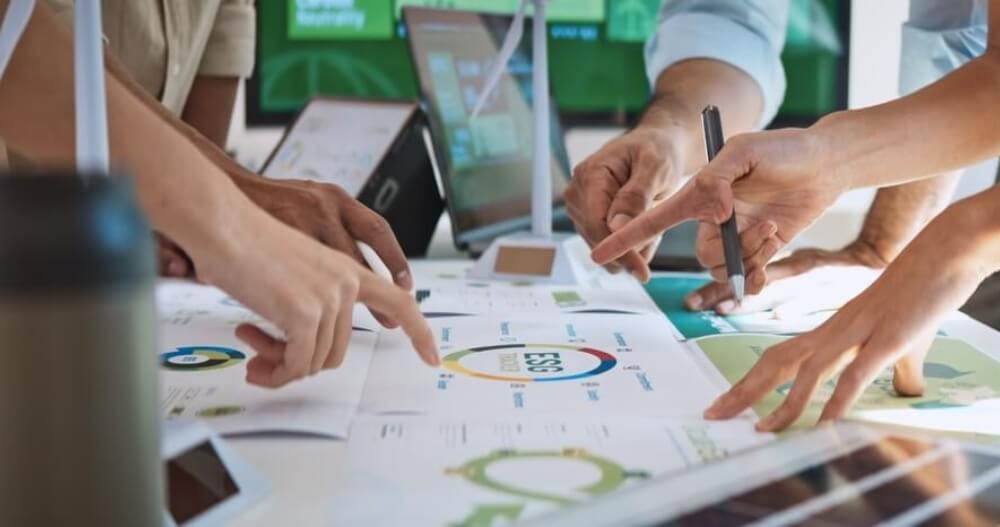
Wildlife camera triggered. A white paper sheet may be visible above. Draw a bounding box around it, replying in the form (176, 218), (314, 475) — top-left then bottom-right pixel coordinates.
(156, 280), (378, 438)
(409, 259), (662, 318)
(328, 416), (773, 526)
(359, 313), (721, 417)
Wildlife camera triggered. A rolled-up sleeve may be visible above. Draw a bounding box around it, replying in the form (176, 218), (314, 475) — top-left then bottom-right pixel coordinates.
(898, 1), (986, 96)
(199, 0), (256, 78)
(644, 0), (788, 128)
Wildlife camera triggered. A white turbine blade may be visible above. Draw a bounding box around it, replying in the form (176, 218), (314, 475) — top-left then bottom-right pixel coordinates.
(469, 0), (528, 119)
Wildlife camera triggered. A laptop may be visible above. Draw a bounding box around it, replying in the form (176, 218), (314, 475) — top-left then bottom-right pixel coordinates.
(403, 7), (700, 269)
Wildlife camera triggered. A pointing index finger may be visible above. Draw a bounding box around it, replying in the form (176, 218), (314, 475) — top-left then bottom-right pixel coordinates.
(591, 184), (697, 264)
(358, 271), (440, 366)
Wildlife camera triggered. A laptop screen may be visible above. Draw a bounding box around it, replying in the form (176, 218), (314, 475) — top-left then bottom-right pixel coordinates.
(403, 7), (570, 246)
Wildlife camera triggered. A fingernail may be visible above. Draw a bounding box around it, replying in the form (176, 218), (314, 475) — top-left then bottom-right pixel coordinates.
(686, 293), (703, 310)
(717, 300), (736, 314)
(608, 214), (633, 231)
(396, 270), (413, 290)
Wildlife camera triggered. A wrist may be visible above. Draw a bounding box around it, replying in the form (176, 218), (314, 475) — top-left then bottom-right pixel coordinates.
(807, 111), (855, 194)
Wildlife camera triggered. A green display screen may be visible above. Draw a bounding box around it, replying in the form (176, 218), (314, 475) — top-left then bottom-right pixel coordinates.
(253, 0), (845, 125)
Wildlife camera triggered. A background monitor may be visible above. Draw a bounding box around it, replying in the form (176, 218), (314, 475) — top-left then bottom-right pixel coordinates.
(248, 0), (850, 128)
(403, 7), (572, 247)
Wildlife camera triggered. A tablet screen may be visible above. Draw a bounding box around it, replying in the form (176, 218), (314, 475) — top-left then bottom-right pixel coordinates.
(404, 8), (570, 243)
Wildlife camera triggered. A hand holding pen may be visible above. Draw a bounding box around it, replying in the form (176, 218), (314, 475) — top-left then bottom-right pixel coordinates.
(590, 110), (841, 304)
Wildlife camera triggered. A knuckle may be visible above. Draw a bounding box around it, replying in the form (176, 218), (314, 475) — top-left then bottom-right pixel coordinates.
(364, 214), (393, 237)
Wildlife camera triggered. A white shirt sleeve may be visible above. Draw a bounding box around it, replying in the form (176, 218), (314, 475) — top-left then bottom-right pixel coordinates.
(644, 0), (789, 129)
(898, 0), (987, 96)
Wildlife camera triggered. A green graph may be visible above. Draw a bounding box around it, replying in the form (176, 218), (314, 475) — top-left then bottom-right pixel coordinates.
(446, 447), (649, 526)
(695, 334), (1000, 431)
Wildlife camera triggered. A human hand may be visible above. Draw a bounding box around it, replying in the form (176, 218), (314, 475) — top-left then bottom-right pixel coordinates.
(703, 200), (993, 432)
(686, 240), (888, 314)
(158, 171), (412, 291)
(190, 202), (439, 389)
(592, 128), (845, 292)
(565, 127), (685, 281)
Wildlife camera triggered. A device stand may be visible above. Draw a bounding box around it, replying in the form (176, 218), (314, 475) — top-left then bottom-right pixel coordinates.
(468, 232), (592, 285)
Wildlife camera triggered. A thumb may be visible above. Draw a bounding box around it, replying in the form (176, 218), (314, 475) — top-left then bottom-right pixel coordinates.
(606, 152), (668, 231)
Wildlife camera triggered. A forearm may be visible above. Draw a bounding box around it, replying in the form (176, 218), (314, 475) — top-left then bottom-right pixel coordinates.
(814, 52), (1000, 191)
(640, 59), (764, 175)
(947, 184), (1000, 282)
(854, 173), (960, 264)
(0, 2), (250, 255)
(102, 45), (245, 176)
(181, 76), (239, 149)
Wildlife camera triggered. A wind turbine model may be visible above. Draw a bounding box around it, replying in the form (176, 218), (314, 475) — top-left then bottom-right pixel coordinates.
(467, 0), (588, 285)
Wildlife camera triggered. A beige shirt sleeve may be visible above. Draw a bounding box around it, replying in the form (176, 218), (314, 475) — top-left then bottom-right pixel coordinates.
(198, 0), (256, 78)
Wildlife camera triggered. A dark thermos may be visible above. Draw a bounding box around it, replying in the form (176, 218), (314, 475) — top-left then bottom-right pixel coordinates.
(0, 173), (163, 525)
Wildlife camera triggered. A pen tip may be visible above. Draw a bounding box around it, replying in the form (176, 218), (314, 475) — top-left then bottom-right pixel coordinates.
(729, 275), (745, 304)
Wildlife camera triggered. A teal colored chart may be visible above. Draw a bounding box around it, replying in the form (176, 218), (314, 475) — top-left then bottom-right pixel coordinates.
(643, 275), (735, 339)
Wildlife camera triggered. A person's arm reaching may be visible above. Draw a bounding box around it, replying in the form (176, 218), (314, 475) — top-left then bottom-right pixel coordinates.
(91, 13), (414, 292)
(706, 183), (1000, 431)
(593, 0), (1000, 293)
(687, 172), (961, 313)
(0, 1), (438, 387)
(565, 0), (787, 281)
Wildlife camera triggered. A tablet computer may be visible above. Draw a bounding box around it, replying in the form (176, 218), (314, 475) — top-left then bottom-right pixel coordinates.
(403, 7), (572, 252)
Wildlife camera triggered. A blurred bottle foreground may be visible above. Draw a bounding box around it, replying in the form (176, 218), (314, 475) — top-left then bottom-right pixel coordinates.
(0, 173), (163, 525)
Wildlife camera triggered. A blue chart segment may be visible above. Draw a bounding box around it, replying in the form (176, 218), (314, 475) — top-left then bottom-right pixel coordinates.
(443, 344), (617, 382)
(161, 346), (246, 372)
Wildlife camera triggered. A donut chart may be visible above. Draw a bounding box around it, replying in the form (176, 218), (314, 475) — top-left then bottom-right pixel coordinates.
(442, 344), (617, 382)
(446, 448), (650, 506)
(161, 346), (246, 372)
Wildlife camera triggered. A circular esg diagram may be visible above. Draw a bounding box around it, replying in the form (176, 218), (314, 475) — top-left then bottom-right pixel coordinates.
(442, 344), (616, 382)
(160, 346), (246, 372)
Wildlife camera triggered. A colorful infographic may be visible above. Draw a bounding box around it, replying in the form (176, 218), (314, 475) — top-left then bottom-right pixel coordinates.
(694, 333), (1000, 436)
(442, 344), (617, 383)
(327, 416), (771, 526)
(160, 346), (246, 372)
(360, 313), (720, 417)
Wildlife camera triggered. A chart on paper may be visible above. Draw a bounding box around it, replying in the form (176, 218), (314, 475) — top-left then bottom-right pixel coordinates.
(327, 416), (772, 526)
(360, 313), (720, 417)
(157, 281), (378, 437)
(410, 261), (661, 318)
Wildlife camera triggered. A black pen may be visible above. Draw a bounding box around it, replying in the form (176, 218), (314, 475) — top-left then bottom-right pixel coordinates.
(701, 105), (745, 302)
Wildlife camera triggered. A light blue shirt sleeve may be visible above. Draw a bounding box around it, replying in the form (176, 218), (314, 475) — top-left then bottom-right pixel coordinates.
(899, 0), (987, 96)
(644, 0), (789, 129)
